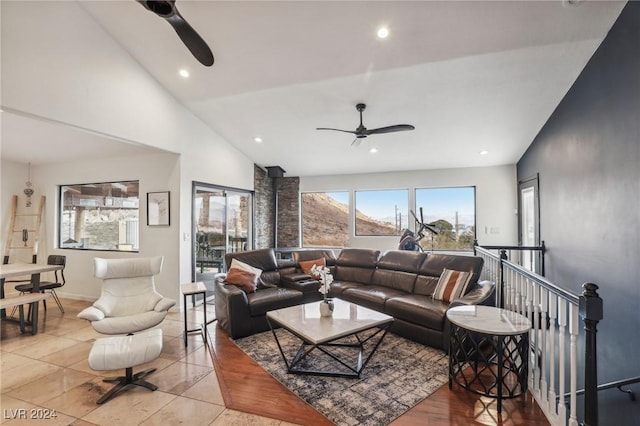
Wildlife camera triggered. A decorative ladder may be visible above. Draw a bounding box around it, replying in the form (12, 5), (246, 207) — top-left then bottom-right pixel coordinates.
(3, 195), (46, 265)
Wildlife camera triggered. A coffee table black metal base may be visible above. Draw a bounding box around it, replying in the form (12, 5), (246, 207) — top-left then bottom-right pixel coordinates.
(267, 318), (391, 378)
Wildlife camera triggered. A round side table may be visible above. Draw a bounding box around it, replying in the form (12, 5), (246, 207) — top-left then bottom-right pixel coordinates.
(446, 305), (531, 413)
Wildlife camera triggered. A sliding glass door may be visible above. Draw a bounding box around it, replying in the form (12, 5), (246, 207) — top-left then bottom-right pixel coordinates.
(192, 182), (253, 287)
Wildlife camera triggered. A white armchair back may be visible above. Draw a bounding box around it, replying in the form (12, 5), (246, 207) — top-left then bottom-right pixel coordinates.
(77, 256), (176, 334)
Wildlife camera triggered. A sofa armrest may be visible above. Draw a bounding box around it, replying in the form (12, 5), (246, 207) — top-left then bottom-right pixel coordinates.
(441, 281), (495, 352)
(214, 275), (252, 339)
(450, 280), (496, 308)
(281, 272), (313, 284)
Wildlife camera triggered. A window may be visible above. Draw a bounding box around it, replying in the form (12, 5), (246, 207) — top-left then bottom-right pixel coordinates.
(355, 189), (408, 236)
(414, 187), (475, 251)
(301, 192), (349, 247)
(59, 181), (139, 251)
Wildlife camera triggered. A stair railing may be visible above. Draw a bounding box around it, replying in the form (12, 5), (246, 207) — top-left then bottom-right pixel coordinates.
(474, 245), (602, 426)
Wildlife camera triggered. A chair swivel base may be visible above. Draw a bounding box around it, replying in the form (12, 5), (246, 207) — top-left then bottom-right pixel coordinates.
(97, 366), (158, 404)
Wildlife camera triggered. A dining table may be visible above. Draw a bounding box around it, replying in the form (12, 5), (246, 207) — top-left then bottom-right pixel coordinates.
(0, 262), (64, 332)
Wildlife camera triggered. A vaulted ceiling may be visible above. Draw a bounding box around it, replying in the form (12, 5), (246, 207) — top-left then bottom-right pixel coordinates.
(1, 1), (626, 176)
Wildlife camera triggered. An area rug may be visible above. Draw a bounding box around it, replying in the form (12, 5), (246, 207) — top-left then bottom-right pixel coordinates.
(234, 328), (448, 425)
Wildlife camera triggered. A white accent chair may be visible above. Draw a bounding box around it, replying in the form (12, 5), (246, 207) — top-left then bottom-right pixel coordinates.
(77, 256), (176, 334)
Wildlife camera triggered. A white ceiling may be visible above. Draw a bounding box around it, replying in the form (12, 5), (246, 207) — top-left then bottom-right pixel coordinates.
(1, 1), (626, 176)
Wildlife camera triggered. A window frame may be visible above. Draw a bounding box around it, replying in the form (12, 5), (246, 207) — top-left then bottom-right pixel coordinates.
(414, 186), (476, 252)
(58, 180), (140, 252)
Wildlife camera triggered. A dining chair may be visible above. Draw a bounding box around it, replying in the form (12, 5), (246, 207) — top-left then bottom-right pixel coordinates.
(13, 254), (67, 314)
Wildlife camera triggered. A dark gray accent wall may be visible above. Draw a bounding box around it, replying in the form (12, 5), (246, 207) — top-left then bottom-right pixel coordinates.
(517, 2), (639, 422)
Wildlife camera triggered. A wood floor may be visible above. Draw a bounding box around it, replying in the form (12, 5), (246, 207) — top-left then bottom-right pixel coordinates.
(206, 325), (551, 425)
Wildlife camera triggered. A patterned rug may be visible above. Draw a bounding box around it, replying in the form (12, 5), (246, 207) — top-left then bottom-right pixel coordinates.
(234, 328), (448, 425)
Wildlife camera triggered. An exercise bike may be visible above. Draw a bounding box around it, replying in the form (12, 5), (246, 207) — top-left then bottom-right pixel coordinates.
(398, 207), (438, 252)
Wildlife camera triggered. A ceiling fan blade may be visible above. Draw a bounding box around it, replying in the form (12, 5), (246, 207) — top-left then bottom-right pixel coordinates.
(365, 124), (415, 135)
(166, 11), (214, 66)
(351, 137), (362, 147)
(138, 1), (214, 66)
(316, 127), (357, 135)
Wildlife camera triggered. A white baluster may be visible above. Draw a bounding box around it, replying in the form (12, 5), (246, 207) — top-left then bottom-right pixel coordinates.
(540, 287), (549, 405)
(526, 279), (535, 390)
(548, 294), (558, 418)
(532, 279), (540, 395)
(569, 303), (579, 426)
(558, 299), (567, 425)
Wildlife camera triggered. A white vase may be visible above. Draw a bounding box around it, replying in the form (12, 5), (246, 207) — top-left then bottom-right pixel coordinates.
(320, 299), (334, 317)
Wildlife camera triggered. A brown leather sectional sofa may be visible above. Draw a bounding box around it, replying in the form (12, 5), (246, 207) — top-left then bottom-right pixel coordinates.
(213, 247), (494, 350)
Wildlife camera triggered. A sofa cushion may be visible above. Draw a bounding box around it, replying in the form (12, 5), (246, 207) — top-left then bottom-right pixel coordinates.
(334, 248), (380, 285)
(385, 295), (450, 331)
(370, 250), (425, 293)
(342, 286), (408, 312)
(419, 253), (484, 288)
(299, 258), (326, 277)
(371, 269), (417, 293)
(224, 268), (258, 293)
(433, 268), (472, 302)
(293, 249), (338, 267)
(225, 249), (278, 272)
(376, 250), (428, 273)
(247, 287), (303, 316)
(413, 275), (440, 297)
(336, 248), (380, 267)
(328, 280), (366, 297)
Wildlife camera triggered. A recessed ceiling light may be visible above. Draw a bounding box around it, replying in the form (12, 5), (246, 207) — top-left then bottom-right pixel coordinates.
(178, 69), (190, 78)
(479, 150), (489, 155)
(254, 137), (263, 143)
(377, 27), (389, 39)
(369, 147), (378, 154)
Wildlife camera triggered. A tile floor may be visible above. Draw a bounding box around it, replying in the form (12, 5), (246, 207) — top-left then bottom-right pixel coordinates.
(0, 297), (298, 425)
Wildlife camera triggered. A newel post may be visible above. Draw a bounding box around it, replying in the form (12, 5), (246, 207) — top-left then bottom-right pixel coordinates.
(497, 249), (508, 308)
(579, 282), (603, 426)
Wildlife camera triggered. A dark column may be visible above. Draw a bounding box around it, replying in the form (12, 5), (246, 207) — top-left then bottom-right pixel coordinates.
(579, 282), (603, 426)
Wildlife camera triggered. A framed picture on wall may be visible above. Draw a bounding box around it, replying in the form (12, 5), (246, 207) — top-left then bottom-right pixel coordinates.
(147, 191), (170, 226)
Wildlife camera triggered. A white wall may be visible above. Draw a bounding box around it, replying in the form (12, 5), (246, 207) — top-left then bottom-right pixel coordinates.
(1, 154), (183, 304)
(300, 165), (518, 252)
(1, 2), (255, 306)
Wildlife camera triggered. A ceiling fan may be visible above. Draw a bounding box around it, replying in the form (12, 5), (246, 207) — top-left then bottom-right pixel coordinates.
(317, 103), (415, 146)
(138, 0), (214, 66)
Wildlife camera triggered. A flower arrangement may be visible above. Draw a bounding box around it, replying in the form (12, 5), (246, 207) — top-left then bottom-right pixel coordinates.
(310, 264), (333, 301)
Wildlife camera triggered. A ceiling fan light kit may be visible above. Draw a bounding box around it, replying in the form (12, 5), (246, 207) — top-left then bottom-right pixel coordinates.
(317, 103), (415, 146)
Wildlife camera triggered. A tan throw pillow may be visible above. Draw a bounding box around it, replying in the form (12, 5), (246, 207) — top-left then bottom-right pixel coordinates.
(224, 268), (258, 293)
(298, 258), (326, 278)
(433, 268), (472, 302)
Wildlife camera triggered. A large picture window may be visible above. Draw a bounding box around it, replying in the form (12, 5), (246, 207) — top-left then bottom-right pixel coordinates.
(355, 189), (408, 236)
(59, 181), (139, 251)
(301, 192), (349, 247)
(414, 186), (475, 251)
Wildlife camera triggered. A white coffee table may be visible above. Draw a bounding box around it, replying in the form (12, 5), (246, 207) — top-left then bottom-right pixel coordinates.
(447, 305), (531, 413)
(266, 298), (393, 378)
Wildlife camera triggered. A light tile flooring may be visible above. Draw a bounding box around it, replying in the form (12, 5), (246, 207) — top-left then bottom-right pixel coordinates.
(0, 297), (297, 425)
